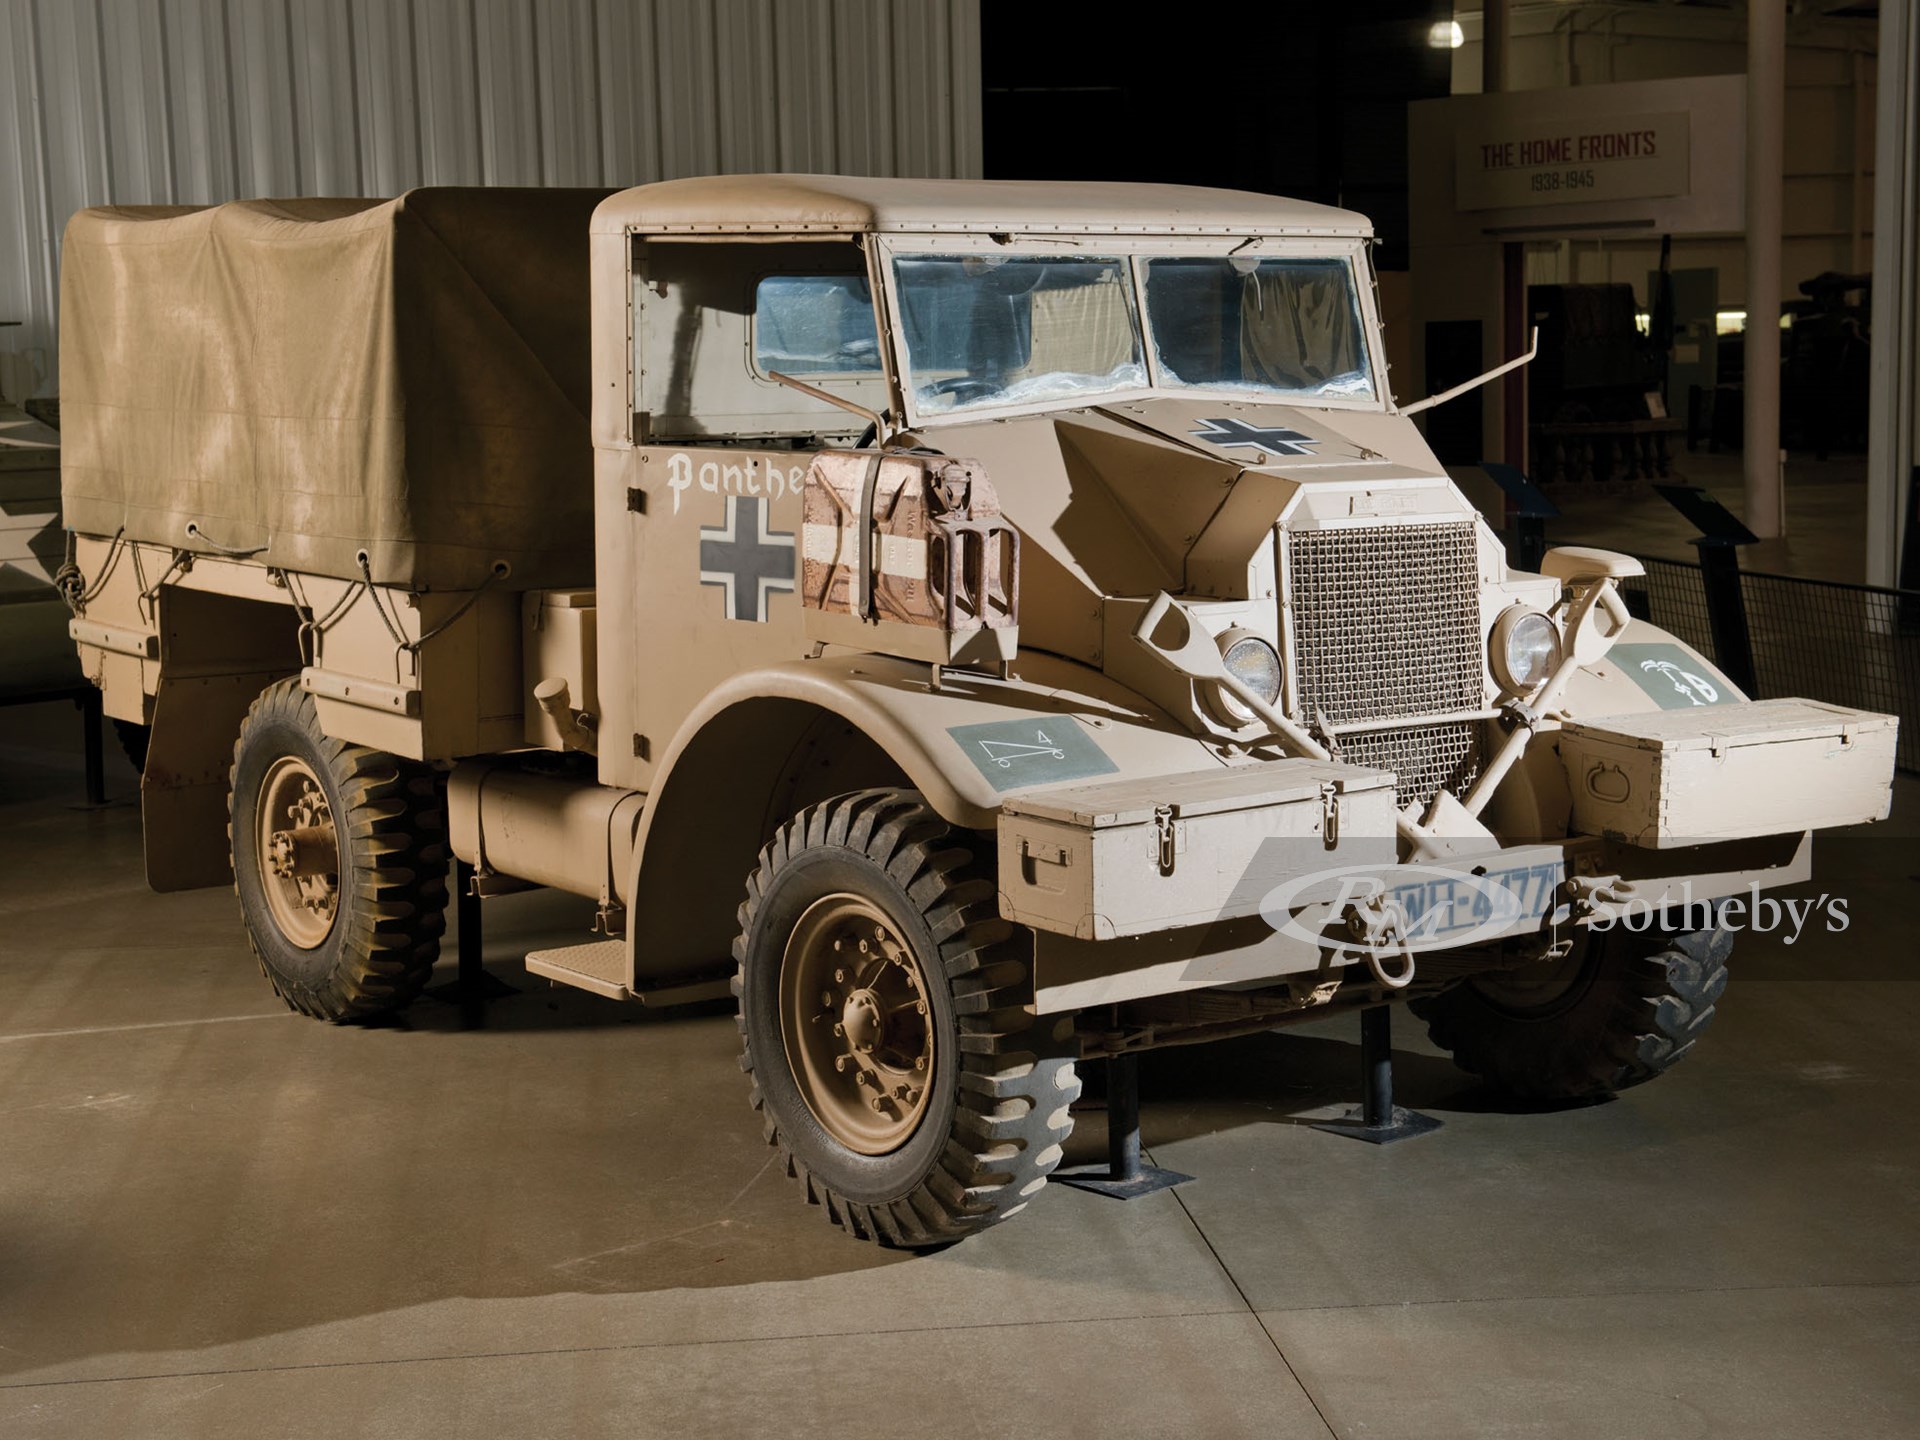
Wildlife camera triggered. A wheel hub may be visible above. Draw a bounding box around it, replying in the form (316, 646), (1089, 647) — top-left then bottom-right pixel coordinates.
(255, 756), (340, 950)
(780, 895), (936, 1155)
(841, 990), (883, 1052)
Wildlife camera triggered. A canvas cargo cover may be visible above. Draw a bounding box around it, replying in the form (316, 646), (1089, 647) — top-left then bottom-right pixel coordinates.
(60, 187), (614, 591)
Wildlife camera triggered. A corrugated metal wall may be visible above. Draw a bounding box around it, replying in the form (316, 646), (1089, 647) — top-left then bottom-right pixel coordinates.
(0, 0), (982, 397)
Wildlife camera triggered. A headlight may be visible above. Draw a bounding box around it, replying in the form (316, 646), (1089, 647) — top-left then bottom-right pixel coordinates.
(1208, 630), (1283, 724)
(1491, 607), (1562, 693)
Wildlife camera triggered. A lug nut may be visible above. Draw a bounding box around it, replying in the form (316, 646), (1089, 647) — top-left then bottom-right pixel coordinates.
(833, 968), (846, 983)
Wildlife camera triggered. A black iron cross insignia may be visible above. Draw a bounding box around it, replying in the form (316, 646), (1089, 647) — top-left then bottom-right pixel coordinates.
(1190, 417), (1320, 455)
(699, 495), (795, 622)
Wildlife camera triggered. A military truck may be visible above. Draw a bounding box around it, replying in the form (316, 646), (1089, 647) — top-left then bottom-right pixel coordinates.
(58, 178), (1896, 1246)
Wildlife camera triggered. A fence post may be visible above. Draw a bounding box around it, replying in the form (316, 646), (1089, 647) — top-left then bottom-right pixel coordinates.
(1900, 465), (1920, 633)
(1654, 484), (1760, 697)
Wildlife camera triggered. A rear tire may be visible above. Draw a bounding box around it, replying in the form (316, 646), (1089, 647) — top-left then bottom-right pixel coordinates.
(228, 678), (450, 1021)
(1413, 922), (1733, 1100)
(733, 788), (1078, 1247)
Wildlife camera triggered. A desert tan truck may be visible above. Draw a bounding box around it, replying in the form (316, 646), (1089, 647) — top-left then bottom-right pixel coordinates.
(58, 178), (1897, 1245)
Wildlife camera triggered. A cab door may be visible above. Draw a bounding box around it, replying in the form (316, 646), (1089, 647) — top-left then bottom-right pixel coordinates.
(593, 235), (890, 792)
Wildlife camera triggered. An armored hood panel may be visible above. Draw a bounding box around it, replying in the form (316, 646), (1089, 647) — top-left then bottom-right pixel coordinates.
(1090, 398), (1445, 482)
(923, 400), (1467, 664)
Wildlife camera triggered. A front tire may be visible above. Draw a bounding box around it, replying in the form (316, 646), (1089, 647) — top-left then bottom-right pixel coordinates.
(733, 789), (1078, 1246)
(228, 678), (450, 1021)
(1413, 922), (1734, 1100)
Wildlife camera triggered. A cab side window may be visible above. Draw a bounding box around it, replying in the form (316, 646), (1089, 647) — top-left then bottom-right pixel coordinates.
(752, 275), (882, 376)
(631, 239), (887, 444)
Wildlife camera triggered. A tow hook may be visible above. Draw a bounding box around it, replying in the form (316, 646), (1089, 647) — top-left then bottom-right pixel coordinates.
(1565, 873), (1637, 921)
(1343, 893), (1417, 991)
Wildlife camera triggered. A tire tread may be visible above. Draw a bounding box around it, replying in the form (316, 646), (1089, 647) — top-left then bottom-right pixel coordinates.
(228, 678), (449, 1023)
(734, 787), (1077, 1247)
(1415, 925), (1735, 1099)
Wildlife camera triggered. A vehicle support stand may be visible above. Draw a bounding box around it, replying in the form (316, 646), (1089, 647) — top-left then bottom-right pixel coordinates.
(1311, 1005), (1442, 1145)
(79, 688), (104, 807)
(427, 859), (519, 1025)
(1055, 1052), (1193, 1199)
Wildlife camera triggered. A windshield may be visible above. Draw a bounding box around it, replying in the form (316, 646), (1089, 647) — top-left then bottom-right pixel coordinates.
(890, 255), (1146, 415)
(888, 249), (1375, 417)
(1143, 256), (1373, 400)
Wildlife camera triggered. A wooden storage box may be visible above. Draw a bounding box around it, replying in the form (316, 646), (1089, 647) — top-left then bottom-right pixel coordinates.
(996, 759), (1397, 941)
(1558, 698), (1897, 849)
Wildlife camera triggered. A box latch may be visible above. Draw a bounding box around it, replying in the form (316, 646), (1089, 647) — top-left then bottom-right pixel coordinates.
(1319, 781), (1340, 848)
(1153, 804), (1178, 876)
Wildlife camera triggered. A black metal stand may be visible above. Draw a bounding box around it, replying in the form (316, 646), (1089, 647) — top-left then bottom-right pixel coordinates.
(426, 859), (519, 1024)
(79, 688), (104, 807)
(1311, 1005), (1442, 1145)
(1055, 1052), (1192, 1199)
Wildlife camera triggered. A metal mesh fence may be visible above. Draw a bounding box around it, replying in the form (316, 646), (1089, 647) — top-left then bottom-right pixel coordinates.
(1615, 555), (1919, 774)
(1632, 558), (1715, 658)
(1740, 570), (1920, 772)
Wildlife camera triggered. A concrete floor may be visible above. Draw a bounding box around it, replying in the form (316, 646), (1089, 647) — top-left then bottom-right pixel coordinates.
(2, 703), (1917, 1439)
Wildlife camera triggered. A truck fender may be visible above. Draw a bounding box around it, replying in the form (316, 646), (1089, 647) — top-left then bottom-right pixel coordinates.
(1484, 619), (1747, 843)
(622, 650), (1224, 988)
(1560, 617), (1746, 719)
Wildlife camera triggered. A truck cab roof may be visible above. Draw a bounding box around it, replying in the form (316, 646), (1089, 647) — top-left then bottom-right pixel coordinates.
(590, 174), (1374, 239)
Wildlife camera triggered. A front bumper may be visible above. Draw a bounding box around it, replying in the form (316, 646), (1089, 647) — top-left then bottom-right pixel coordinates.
(1022, 827), (1811, 1015)
(1000, 697), (1893, 1014)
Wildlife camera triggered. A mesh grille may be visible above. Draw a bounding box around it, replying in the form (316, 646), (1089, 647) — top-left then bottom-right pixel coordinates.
(1335, 723), (1483, 809)
(1286, 521), (1485, 807)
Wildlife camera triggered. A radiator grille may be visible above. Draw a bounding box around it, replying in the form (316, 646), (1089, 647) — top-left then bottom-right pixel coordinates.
(1285, 520), (1485, 807)
(1335, 723), (1483, 809)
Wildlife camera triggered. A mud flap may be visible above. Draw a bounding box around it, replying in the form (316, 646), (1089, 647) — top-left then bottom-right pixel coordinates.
(142, 672), (282, 892)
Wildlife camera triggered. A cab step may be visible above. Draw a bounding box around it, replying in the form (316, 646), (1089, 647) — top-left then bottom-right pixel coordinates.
(525, 940), (628, 999)
(524, 939), (731, 1007)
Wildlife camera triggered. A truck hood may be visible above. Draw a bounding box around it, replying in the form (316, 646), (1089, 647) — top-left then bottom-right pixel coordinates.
(915, 398), (1469, 665)
(1086, 396), (1443, 479)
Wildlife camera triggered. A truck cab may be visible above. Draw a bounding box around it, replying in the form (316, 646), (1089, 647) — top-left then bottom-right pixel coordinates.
(59, 177), (1898, 1247)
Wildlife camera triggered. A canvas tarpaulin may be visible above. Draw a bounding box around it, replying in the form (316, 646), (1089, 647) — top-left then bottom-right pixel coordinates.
(59, 187), (613, 591)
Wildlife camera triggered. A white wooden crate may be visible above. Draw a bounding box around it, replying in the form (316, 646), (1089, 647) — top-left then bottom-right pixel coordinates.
(1558, 698), (1897, 848)
(997, 759), (1398, 941)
